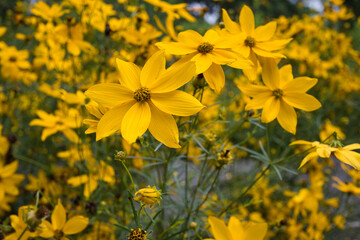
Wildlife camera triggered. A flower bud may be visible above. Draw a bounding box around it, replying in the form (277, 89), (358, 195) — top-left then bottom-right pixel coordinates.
(134, 186), (161, 208)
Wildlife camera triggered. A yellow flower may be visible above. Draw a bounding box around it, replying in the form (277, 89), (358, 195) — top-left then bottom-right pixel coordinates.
(332, 176), (360, 196)
(40, 199), (89, 240)
(240, 59), (321, 134)
(156, 29), (252, 93)
(31, 1), (69, 22)
(85, 51), (204, 148)
(222, 6), (292, 80)
(205, 216), (267, 240)
(134, 186), (161, 208)
(0, 161), (24, 201)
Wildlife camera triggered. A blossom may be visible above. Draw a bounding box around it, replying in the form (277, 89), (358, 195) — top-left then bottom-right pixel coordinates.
(40, 199), (89, 240)
(85, 51), (204, 148)
(240, 59), (321, 134)
(134, 186), (161, 208)
(0, 161), (24, 202)
(205, 216), (267, 240)
(156, 29), (252, 93)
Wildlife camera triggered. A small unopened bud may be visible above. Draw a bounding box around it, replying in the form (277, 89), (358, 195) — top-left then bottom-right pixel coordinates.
(26, 206), (49, 232)
(189, 222), (198, 230)
(216, 149), (232, 168)
(115, 151), (127, 161)
(134, 186), (162, 208)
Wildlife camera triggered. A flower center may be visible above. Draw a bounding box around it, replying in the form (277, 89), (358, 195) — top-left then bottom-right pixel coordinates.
(272, 89), (283, 98)
(134, 87), (151, 102)
(54, 230), (64, 240)
(197, 42), (214, 54)
(9, 56), (17, 62)
(128, 228), (147, 240)
(244, 36), (255, 47)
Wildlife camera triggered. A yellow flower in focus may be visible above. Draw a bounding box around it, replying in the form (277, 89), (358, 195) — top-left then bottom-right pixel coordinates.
(134, 186), (161, 208)
(204, 216), (267, 240)
(240, 59), (321, 134)
(40, 199), (89, 240)
(156, 29), (252, 93)
(85, 51), (204, 148)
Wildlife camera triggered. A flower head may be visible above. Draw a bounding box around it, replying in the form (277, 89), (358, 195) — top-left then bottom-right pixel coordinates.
(85, 51), (204, 148)
(134, 186), (162, 208)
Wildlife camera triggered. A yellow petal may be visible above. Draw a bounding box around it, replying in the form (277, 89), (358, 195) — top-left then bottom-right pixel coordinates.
(208, 216), (232, 240)
(178, 29), (203, 46)
(41, 127), (59, 141)
(222, 9), (241, 34)
(211, 49), (237, 65)
(240, 5), (255, 35)
(277, 100), (297, 134)
(156, 42), (196, 55)
(39, 220), (55, 238)
(140, 51), (166, 87)
(255, 38), (292, 51)
(298, 152), (319, 169)
(0, 161), (18, 178)
(244, 222), (268, 240)
(165, 15), (177, 40)
(279, 64), (293, 85)
(203, 29), (220, 44)
(85, 83), (133, 109)
(343, 144), (360, 151)
(261, 58), (280, 89)
(192, 53), (213, 74)
(228, 216), (245, 238)
(233, 43), (250, 58)
(121, 102), (151, 144)
(203, 63), (225, 93)
(239, 84), (270, 97)
(228, 57), (253, 70)
(282, 92), (321, 111)
(245, 92), (273, 110)
(253, 21), (276, 41)
(261, 97), (280, 123)
(252, 47), (286, 58)
(52, 199), (66, 230)
(67, 40), (80, 56)
(289, 140), (313, 146)
(96, 101), (135, 141)
(282, 77), (317, 92)
(62, 129), (80, 144)
(63, 216), (89, 235)
(116, 58), (141, 91)
(149, 59), (196, 93)
(67, 175), (89, 187)
(148, 102), (180, 148)
(151, 91), (204, 116)
(334, 150), (360, 170)
(84, 177), (98, 198)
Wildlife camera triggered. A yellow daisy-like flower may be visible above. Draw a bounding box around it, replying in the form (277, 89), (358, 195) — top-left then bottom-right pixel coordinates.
(134, 185), (162, 208)
(0, 161), (24, 201)
(85, 51), (204, 148)
(222, 6), (292, 80)
(156, 29), (252, 93)
(240, 59), (321, 134)
(205, 216), (267, 240)
(40, 199), (89, 240)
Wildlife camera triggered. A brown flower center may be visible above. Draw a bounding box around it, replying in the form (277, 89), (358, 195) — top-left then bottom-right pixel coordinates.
(9, 56), (17, 62)
(197, 42), (214, 54)
(134, 87), (151, 102)
(128, 228), (147, 240)
(244, 36), (255, 47)
(272, 89), (283, 98)
(54, 230), (64, 240)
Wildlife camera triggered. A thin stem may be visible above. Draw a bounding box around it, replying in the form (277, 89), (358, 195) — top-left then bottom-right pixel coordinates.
(219, 164), (271, 216)
(17, 226), (29, 240)
(121, 161), (136, 190)
(128, 196), (139, 227)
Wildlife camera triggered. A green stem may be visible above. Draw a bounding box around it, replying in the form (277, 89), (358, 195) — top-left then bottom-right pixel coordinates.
(17, 226), (29, 240)
(128, 196), (139, 227)
(219, 164), (271, 216)
(122, 161), (136, 190)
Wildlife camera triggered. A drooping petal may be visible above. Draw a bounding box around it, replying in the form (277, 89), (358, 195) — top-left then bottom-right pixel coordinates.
(253, 21), (277, 41)
(41, 127), (59, 141)
(63, 216), (89, 235)
(298, 152), (319, 169)
(84, 177), (98, 198)
(116, 58), (141, 91)
(282, 77), (317, 93)
(208, 216), (232, 240)
(148, 102), (180, 148)
(140, 51), (166, 87)
(343, 144), (360, 151)
(62, 129), (80, 144)
(203, 63), (225, 93)
(252, 47), (286, 58)
(96, 101), (135, 141)
(289, 140), (313, 146)
(277, 100), (297, 134)
(222, 9), (241, 34)
(192, 53), (213, 74)
(52, 199), (66, 230)
(151, 91), (204, 116)
(261, 58), (280, 89)
(283, 92), (321, 111)
(150, 59), (196, 93)
(334, 150), (360, 170)
(261, 96), (280, 123)
(121, 102), (151, 144)
(240, 5), (255, 35)
(85, 83), (133, 108)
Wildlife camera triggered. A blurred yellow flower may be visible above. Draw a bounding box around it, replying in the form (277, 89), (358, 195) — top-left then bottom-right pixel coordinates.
(134, 186), (161, 208)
